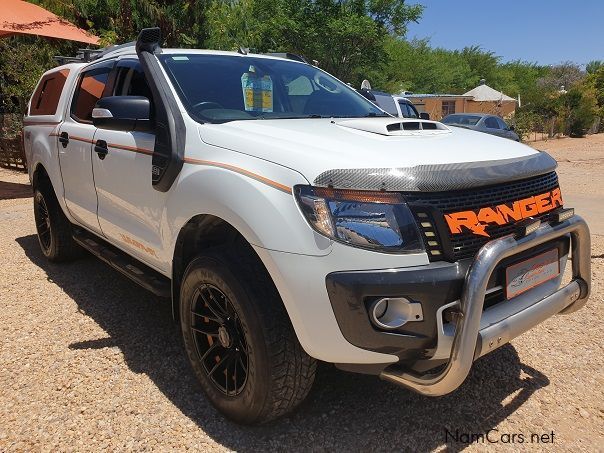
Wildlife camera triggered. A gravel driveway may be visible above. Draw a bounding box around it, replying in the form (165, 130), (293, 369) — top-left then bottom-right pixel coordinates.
(1, 136), (603, 451)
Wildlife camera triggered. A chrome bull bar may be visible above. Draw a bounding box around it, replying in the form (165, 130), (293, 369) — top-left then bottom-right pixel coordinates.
(380, 215), (591, 396)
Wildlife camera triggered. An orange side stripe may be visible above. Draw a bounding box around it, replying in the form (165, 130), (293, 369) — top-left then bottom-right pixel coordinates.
(38, 133), (289, 194)
(46, 133), (153, 156)
(70, 135), (95, 144)
(184, 157), (292, 194)
(107, 142), (154, 155)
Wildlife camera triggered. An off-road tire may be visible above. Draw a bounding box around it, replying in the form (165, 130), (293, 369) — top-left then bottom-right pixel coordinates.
(33, 181), (80, 262)
(180, 244), (316, 424)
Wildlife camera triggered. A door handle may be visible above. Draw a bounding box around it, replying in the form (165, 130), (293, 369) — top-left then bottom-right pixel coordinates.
(58, 132), (69, 148)
(94, 140), (108, 160)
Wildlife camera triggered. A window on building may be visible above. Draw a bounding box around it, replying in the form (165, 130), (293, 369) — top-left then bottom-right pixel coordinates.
(441, 100), (456, 117)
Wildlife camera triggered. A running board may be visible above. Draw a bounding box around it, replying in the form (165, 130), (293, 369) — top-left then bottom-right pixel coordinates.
(72, 228), (171, 298)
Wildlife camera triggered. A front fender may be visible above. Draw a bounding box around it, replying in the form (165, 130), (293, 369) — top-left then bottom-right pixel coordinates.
(164, 145), (332, 260)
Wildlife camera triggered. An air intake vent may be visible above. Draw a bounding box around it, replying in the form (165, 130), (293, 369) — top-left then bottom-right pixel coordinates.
(338, 118), (450, 136)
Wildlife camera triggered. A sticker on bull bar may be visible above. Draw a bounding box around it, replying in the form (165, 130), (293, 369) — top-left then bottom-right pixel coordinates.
(505, 248), (559, 299)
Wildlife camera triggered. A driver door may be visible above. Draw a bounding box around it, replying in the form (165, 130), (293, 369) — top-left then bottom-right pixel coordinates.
(91, 58), (167, 272)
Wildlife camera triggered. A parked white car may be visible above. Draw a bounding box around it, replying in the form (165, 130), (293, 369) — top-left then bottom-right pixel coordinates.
(23, 28), (591, 424)
(359, 88), (429, 119)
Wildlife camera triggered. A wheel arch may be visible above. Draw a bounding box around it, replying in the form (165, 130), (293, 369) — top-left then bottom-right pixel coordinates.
(31, 162), (50, 191)
(171, 213), (275, 323)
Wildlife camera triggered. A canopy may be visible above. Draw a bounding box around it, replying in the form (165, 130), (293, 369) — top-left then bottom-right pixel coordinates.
(0, 0), (99, 45)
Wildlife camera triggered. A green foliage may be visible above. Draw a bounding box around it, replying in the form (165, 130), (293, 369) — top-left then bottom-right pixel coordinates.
(206, 0), (423, 83)
(508, 111), (542, 141)
(0, 0), (601, 139)
(558, 86), (597, 137)
(0, 36), (74, 113)
(584, 67), (604, 131)
(586, 60), (604, 75)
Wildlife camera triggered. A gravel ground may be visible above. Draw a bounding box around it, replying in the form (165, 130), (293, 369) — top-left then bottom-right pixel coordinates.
(1, 136), (603, 451)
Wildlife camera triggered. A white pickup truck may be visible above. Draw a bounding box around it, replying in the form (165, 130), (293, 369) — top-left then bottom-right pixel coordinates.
(23, 28), (591, 424)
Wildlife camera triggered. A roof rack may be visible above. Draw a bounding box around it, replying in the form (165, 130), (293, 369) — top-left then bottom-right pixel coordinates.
(53, 41), (136, 66)
(53, 42), (309, 66)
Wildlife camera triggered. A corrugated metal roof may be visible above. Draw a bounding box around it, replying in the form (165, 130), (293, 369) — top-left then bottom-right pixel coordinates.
(402, 93), (473, 98)
(462, 84), (515, 102)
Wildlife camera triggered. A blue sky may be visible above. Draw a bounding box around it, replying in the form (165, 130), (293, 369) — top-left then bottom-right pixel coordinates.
(406, 0), (604, 66)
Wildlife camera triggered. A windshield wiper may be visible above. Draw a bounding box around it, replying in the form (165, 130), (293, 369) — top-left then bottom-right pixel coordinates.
(364, 112), (390, 117)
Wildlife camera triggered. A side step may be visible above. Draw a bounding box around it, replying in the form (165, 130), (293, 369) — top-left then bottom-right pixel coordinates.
(72, 228), (171, 298)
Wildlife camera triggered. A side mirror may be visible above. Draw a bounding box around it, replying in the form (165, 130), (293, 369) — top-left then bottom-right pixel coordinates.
(419, 112), (430, 120)
(508, 125), (515, 131)
(92, 96), (152, 132)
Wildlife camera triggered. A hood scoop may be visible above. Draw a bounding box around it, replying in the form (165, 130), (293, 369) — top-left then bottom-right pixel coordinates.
(337, 118), (451, 136)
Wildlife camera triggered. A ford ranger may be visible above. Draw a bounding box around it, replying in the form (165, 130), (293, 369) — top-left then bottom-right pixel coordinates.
(23, 28), (591, 424)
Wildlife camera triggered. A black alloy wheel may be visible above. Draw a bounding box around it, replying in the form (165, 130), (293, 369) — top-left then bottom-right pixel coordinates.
(190, 284), (249, 396)
(34, 191), (52, 253)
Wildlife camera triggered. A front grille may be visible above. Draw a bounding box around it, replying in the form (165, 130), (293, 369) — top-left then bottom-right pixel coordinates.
(405, 172), (560, 261)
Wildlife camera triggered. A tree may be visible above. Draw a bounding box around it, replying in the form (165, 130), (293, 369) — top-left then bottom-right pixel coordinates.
(205, 0), (424, 83)
(586, 60), (604, 75)
(537, 62), (584, 91)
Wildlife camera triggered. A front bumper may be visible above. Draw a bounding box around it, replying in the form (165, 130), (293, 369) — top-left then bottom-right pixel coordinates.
(379, 215), (590, 396)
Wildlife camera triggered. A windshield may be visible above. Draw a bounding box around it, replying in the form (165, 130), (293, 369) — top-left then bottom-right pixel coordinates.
(442, 114), (482, 126)
(159, 54), (386, 123)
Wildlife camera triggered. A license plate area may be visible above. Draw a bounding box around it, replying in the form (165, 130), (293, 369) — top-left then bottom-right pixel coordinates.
(505, 248), (560, 299)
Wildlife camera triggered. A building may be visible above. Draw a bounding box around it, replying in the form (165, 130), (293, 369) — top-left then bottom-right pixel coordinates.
(403, 80), (517, 120)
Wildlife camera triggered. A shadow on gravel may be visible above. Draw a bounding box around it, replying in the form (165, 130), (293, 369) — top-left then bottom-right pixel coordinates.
(0, 180), (31, 200)
(18, 233), (550, 452)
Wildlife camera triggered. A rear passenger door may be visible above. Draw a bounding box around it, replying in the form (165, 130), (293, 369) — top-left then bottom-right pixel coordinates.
(58, 60), (114, 234)
(91, 58), (166, 271)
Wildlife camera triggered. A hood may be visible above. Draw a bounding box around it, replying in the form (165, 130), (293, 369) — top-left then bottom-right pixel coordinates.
(198, 117), (543, 186)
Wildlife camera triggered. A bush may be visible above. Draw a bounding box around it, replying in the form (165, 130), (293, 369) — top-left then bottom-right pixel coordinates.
(509, 110), (541, 141)
(560, 87), (597, 137)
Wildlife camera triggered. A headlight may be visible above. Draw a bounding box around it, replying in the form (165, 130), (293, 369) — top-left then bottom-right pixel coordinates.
(294, 185), (424, 253)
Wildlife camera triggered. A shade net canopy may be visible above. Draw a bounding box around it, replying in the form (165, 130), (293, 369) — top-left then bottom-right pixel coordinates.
(0, 0), (99, 44)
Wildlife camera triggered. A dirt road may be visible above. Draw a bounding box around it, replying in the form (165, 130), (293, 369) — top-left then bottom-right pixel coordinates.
(1, 135), (603, 451)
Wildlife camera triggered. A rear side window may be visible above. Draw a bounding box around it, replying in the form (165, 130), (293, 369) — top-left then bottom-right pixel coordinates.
(29, 69), (70, 116)
(71, 61), (113, 123)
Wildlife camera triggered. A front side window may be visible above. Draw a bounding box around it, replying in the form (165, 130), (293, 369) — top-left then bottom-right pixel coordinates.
(71, 62), (113, 123)
(496, 117), (509, 130)
(398, 101), (418, 118)
(372, 94), (399, 116)
(112, 59), (153, 99)
(159, 54), (385, 123)
(484, 117), (500, 129)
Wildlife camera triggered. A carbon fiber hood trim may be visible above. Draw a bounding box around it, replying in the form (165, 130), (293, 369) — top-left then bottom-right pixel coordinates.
(313, 152), (557, 192)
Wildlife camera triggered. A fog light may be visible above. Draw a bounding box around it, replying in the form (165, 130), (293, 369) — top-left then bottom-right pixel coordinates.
(369, 297), (424, 330)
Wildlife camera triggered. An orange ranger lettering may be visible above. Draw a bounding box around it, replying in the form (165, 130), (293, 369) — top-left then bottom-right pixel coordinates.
(445, 188), (563, 237)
